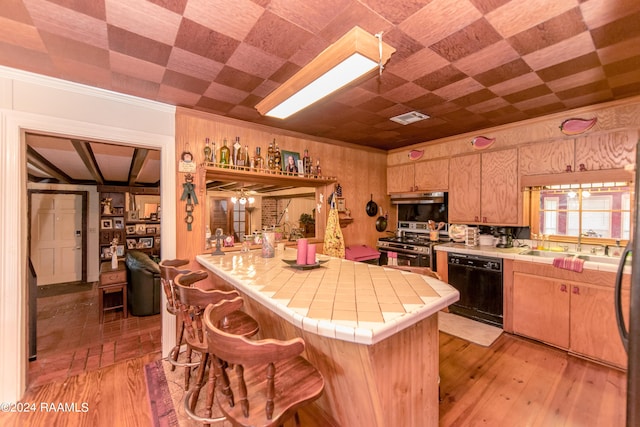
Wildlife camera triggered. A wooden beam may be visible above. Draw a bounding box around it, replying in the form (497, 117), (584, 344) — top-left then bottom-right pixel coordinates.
(128, 148), (148, 186)
(70, 139), (104, 185)
(26, 146), (72, 183)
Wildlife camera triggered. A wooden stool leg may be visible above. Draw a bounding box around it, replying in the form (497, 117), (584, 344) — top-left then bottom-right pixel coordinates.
(170, 319), (185, 372)
(190, 353), (209, 412)
(184, 347), (193, 390)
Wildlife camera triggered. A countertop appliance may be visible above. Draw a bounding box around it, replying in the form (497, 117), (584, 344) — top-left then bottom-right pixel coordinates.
(447, 252), (503, 327)
(615, 142), (640, 425)
(377, 223), (448, 270)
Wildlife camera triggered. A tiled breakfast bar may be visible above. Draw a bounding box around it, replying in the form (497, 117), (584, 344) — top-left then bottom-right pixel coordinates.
(196, 249), (459, 426)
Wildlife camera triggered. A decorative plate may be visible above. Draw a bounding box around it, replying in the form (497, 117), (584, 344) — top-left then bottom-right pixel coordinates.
(448, 224), (467, 242)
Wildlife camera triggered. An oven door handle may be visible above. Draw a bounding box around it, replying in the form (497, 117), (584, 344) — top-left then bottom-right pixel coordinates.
(378, 248), (421, 258)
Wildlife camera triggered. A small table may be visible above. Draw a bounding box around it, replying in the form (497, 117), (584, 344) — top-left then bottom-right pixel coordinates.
(99, 261), (128, 322)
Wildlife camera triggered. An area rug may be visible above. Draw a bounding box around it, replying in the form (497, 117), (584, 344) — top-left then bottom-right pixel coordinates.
(144, 359), (179, 427)
(438, 311), (503, 347)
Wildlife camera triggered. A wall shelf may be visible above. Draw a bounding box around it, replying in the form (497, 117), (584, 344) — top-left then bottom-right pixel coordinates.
(204, 165), (336, 191)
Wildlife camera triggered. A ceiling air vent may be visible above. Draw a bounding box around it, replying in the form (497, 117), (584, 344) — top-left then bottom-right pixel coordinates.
(390, 111), (430, 125)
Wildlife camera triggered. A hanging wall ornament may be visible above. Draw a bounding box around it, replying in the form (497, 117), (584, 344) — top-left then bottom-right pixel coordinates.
(408, 149), (424, 160)
(559, 117), (597, 135)
(471, 136), (495, 150)
(181, 173), (198, 231)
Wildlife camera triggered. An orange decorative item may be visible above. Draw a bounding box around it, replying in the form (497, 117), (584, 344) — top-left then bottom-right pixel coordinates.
(471, 136), (495, 150)
(560, 117), (597, 135)
(408, 149), (424, 160)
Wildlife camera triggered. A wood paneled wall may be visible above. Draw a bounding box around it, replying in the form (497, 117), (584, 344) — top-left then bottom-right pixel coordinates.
(175, 108), (388, 261)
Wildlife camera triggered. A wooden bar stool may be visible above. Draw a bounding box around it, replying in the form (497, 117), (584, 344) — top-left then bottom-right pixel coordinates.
(202, 297), (325, 427)
(174, 272), (259, 418)
(159, 259), (191, 371)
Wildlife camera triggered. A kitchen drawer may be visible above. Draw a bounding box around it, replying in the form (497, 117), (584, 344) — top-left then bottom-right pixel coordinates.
(100, 270), (126, 286)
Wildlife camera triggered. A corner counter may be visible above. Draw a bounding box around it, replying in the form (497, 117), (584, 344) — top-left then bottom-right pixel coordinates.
(196, 249), (459, 427)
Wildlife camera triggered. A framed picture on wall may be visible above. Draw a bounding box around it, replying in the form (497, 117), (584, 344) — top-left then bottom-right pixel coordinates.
(113, 217), (124, 229)
(116, 245), (125, 256)
(101, 219), (112, 229)
(126, 238), (137, 249)
(139, 237), (153, 248)
(126, 225), (136, 235)
(135, 224), (146, 234)
(281, 150), (300, 174)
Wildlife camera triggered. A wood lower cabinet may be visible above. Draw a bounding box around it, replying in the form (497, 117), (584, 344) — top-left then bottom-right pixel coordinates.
(512, 271), (628, 368)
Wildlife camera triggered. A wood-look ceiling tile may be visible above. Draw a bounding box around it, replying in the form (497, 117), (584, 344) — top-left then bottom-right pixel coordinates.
(203, 81), (250, 105)
(468, 0), (509, 14)
(481, 104), (522, 122)
(1, 0), (33, 23)
(451, 88), (497, 108)
(380, 28), (423, 62)
(508, 8), (587, 56)
(360, 0), (431, 25)
(383, 82), (428, 104)
(488, 72), (544, 96)
(604, 56), (640, 79)
(358, 71), (407, 95)
(105, 0), (181, 45)
(546, 67), (606, 93)
(536, 52), (601, 82)
(0, 40), (54, 73)
(24, 0), (108, 48)
(430, 18), (502, 63)
(357, 96), (396, 112)
(485, 0), (577, 38)
(502, 84), (552, 103)
(110, 51), (165, 83)
(162, 69), (210, 93)
(107, 25), (172, 66)
(387, 48), (449, 82)
(251, 78), (280, 98)
(244, 11), (312, 59)
(146, 0), (188, 15)
(184, 0), (263, 41)
(404, 93), (446, 111)
(40, 31), (109, 68)
(473, 58), (532, 87)
(332, 87), (377, 107)
(166, 47), (224, 82)
(414, 65), (467, 91)
(580, 0), (640, 29)
(522, 32), (595, 71)
(214, 65), (263, 92)
(195, 96), (235, 115)
(433, 77), (485, 102)
(268, 0), (351, 33)
(320, 3), (393, 43)
(45, 0), (106, 20)
(398, 0), (482, 47)
(157, 83), (201, 106)
(517, 97), (564, 116)
(564, 89), (613, 108)
(556, 79), (611, 100)
(227, 43), (286, 80)
(268, 61), (300, 83)
(591, 12), (640, 49)
(465, 96), (510, 114)
(454, 40), (520, 76)
(52, 57), (110, 88)
(239, 93), (261, 108)
(111, 71), (160, 99)
(597, 37), (640, 65)
(612, 81), (640, 98)
(0, 16), (46, 51)
(174, 18), (240, 63)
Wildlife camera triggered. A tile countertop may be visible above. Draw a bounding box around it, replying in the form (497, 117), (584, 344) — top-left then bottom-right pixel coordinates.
(196, 249), (459, 346)
(435, 242), (629, 274)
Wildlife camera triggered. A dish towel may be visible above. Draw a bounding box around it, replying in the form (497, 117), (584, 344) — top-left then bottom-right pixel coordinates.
(323, 204), (345, 258)
(553, 256), (584, 273)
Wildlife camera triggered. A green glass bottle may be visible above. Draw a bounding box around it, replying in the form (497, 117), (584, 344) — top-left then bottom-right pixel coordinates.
(219, 138), (231, 168)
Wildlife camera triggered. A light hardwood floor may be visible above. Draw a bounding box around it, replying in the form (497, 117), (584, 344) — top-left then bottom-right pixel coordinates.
(0, 332), (626, 426)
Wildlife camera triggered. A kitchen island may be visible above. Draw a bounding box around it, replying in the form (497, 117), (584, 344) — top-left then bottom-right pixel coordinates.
(196, 249), (459, 426)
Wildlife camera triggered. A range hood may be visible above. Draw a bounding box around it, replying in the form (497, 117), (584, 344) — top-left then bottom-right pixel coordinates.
(390, 192), (447, 204)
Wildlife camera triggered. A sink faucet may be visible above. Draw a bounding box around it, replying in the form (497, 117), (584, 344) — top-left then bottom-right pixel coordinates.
(577, 233), (582, 253)
(591, 244), (606, 255)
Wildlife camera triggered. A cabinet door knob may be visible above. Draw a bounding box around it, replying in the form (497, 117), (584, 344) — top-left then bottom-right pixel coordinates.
(572, 286), (580, 295)
(560, 284), (567, 292)
(566, 165), (572, 172)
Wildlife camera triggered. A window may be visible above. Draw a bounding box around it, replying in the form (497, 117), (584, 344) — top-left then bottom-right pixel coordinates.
(534, 183), (631, 241)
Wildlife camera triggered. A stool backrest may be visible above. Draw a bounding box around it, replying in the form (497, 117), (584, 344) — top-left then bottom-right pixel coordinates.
(159, 259), (190, 311)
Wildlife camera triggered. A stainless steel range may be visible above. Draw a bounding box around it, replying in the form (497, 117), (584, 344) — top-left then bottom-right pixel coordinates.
(376, 222), (448, 270)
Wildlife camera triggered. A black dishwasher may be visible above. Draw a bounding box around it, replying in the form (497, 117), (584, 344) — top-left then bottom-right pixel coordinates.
(447, 253), (503, 327)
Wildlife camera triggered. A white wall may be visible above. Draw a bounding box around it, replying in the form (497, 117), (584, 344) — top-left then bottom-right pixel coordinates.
(0, 66), (177, 402)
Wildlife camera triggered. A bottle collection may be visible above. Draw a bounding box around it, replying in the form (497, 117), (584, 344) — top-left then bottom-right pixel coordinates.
(201, 137), (322, 177)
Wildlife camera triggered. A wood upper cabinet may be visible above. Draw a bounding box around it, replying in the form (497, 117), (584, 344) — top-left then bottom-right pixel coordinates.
(448, 153), (481, 223)
(481, 148), (519, 225)
(387, 159), (449, 193)
(519, 131), (636, 176)
(513, 272), (570, 348)
(449, 149), (520, 225)
(519, 139), (574, 175)
(512, 270), (629, 369)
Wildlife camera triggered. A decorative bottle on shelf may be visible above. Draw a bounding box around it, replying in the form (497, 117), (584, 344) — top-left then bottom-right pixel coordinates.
(219, 138), (230, 168)
(303, 149), (310, 175)
(211, 140), (217, 165)
(267, 140), (275, 172)
(244, 145), (250, 169)
(254, 146), (264, 171)
(235, 138), (245, 169)
(203, 137), (212, 163)
(315, 159), (322, 177)
(307, 156), (313, 175)
(274, 140), (281, 172)
(232, 136), (241, 168)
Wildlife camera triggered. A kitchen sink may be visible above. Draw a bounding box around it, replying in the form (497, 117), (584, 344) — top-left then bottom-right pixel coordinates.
(519, 250), (625, 265)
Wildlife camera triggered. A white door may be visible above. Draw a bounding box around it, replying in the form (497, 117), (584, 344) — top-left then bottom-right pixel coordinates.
(31, 193), (83, 285)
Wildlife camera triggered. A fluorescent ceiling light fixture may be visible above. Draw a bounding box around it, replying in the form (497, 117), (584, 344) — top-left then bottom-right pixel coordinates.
(256, 26), (395, 119)
(390, 111), (430, 125)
